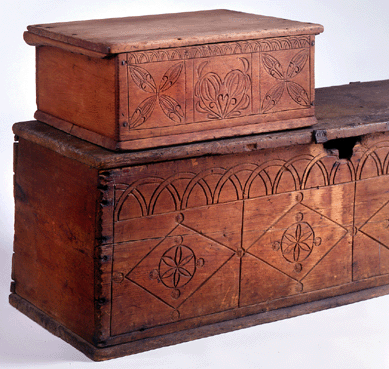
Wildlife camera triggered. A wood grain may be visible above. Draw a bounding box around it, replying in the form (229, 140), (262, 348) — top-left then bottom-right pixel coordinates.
(27, 10), (323, 150)
(36, 46), (117, 139)
(10, 80), (389, 360)
(25, 10), (323, 55)
(10, 282), (389, 361)
(14, 80), (389, 167)
(12, 138), (99, 342)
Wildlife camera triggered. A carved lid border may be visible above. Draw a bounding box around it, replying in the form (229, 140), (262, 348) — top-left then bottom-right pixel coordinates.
(127, 35), (311, 64)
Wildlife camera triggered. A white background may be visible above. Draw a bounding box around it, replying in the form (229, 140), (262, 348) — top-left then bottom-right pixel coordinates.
(1, 1), (389, 368)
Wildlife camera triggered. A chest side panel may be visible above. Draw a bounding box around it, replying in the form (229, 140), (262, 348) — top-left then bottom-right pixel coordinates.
(12, 138), (100, 342)
(36, 46), (117, 140)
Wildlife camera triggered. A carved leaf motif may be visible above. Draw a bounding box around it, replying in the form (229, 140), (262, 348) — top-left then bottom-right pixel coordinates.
(173, 271), (181, 288)
(129, 95), (157, 128)
(195, 68), (251, 119)
(161, 256), (177, 269)
(159, 95), (184, 123)
(230, 94), (251, 118)
(224, 69), (248, 99)
(197, 61), (209, 78)
(293, 244), (301, 262)
(160, 267), (175, 280)
(286, 81), (310, 106)
(180, 254), (194, 267)
(175, 244), (183, 265)
(159, 62), (184, 92)
(262, 54), (284, 80)
(196, 73), (222, 103)
(262, 82), (285, 113)
(286, 49), (309, 79)
(128, 65), (157, 93)
(178, 267), (192, 278)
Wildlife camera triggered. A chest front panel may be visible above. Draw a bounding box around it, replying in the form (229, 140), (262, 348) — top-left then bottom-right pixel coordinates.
(99, 132), (389, 339)
(122, 35), (315, 143)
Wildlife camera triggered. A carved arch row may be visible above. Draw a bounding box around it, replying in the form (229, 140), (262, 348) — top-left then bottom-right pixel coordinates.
(356, 141), (389, 179)
(127, 36), (311, 64)
(114, 141), (389, 220)
(114, 153), (356, 220)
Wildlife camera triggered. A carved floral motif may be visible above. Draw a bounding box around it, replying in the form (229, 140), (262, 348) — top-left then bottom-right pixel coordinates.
(262, 49), (310, 112)
(128, 62), (184, 128)
(195, 58), (251, 119)
(281, 221), (318, 263)
(159, 243), (196, 290)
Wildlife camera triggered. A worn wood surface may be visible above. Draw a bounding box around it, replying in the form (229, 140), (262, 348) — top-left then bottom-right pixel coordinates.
(36, 46), (117, 140)
(27, 10), (322, 150)
(315, 80), (389, 142)
(32, 39), (318, 150)
(25, 10), (323, 55)
(102, 132), (387, 339)
(10, 80), (389, 360)
(10, 283), (389, 361)
(11, 122), (389, 357)
(12, 138), (99, 342)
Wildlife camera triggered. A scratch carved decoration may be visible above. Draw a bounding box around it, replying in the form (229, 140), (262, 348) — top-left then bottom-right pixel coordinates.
(127, 36), (311, 64)
(273, 213), (322, 273)
(151, 238), (199, 300)
(262, 49), (310, 112)
(108, 134), (389, 335)
(195, 58), (251, 119)
(128, 62), (184, 127)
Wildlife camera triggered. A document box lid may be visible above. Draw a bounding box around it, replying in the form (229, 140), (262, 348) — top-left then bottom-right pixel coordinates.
(24, 9), (324, 56)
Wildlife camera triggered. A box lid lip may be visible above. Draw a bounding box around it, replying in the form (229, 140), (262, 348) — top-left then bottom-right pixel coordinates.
(25, 9), (324, 55)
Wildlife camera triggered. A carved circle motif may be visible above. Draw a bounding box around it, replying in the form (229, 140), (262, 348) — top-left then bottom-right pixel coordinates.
(281, 221), (315, 263)
(176, 213), (184, 223)
(196, 258), (205, 267)
(294, 263), (303, 273)
(236, 249), (245, 258)
(171, 289), (181, 299)
(112, 272), (124, 283)
(171, 310), (180, 321)
(295, 212), (304, 222)
(158, 243), (196, 289)
(149, 269), (159, 280)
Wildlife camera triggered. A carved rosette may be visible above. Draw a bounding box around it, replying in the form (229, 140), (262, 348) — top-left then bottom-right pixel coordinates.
(159, 244), (196, 289)
(279, 218), (322, 272)
(270, 211), (323, 273)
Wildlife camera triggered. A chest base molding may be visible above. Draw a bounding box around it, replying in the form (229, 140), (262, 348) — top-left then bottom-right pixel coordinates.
(9, 282), (389, 361)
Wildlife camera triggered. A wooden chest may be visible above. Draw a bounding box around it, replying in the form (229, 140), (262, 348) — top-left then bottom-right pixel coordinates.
(24, 10), (323, 150)
(10, 80), (389, 361)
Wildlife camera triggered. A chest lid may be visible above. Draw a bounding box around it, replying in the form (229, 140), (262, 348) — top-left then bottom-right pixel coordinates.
(24, 9), (324, 56)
